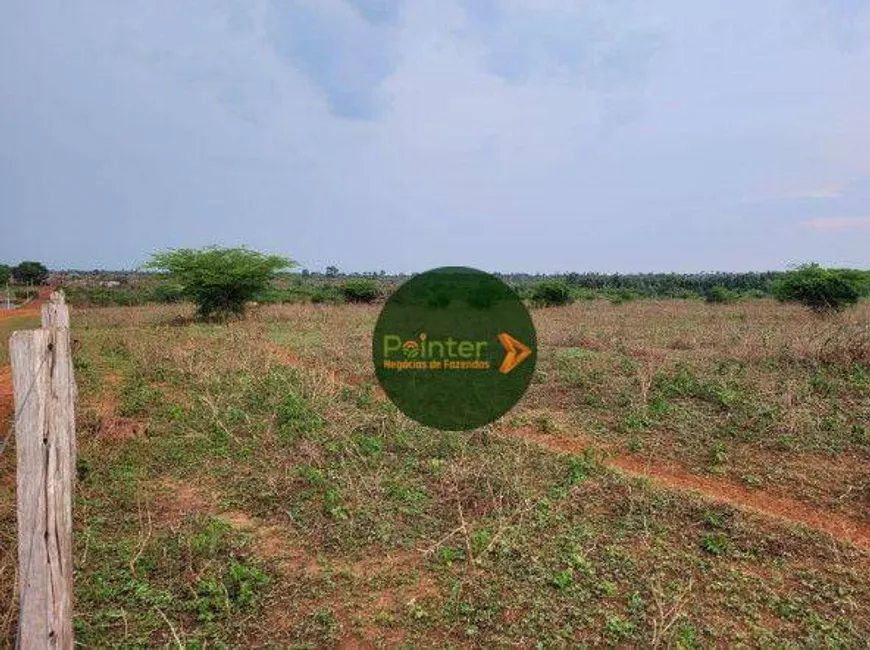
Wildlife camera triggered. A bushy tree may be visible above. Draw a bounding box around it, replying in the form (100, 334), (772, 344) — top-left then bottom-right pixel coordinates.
(0, 264), (9, 285)
(772, 264), (865, 313)
(530, 280), (573, 307)
(11, 260), (49, 285)
(146, 247), (293, 318)
(339, 279), (380, 303)
(705, 286), (737, 304)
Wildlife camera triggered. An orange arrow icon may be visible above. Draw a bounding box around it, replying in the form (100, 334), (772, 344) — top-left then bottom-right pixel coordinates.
(497, 332), (532, 374)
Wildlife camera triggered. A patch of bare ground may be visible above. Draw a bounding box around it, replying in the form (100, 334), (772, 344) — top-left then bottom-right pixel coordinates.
(99, 414), (146, 441)
(497, 424), (600, 455)
(218, 510), (322, 576)
(715, 447), (870, 524)
(151, 478), (215, 528)
(217, 508), (440, 646)
(96, 391), (147, 442)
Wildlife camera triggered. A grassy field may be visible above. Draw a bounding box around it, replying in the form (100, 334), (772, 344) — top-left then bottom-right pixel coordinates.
(0, 313), (40, 366)
(2, 299), (870, 646)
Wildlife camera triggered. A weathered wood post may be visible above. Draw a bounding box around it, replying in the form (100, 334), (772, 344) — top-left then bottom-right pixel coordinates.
(10, 291), (75, 649)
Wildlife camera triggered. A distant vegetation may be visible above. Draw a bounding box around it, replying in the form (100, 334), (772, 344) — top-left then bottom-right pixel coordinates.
(529, 280), (573, 307)
(704, 286), (739, 304)
(35, 261), (870, 313)
(338, 279), (381, 303)
(10, 260), (48, 285)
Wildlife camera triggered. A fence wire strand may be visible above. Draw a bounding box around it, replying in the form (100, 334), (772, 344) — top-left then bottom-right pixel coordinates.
(0, 344), (51, 458)
(1, 337), (54, 648)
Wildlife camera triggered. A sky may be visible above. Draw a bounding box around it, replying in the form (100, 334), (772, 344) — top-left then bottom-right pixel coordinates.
(1, 0), (869, 274)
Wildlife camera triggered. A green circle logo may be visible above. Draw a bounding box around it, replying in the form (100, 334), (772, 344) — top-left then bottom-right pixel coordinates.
(373, 267), (537, 430)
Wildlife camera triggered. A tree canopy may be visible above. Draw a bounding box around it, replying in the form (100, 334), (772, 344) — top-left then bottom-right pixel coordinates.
(145, 247), (294, 318)
(771, 263), (869, 313)
(11, 261), (49, 285)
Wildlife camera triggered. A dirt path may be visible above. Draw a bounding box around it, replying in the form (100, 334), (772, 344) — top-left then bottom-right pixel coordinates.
(608, 454), (870, 549)
(270, 341), (870, 552)
(497, 424), (870, 550)
(0, 285), (51, 321)
(0, 286), (53, 434)
(268, 340), (870, 551)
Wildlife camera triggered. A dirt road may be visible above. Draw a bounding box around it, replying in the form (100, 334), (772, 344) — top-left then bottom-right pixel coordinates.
(0, 286), (53, 436)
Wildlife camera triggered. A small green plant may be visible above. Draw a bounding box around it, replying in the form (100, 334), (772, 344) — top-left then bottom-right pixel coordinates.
(700, 533), (729, 555)
(595, 580), (617, 597)
(604, 615), (635, 640)
(566, 451), (595, 485)
(701, 510), (724, 528)
(709, 441), (727, 465)
(225, 560), (270, 611)
(275, 392), (324, 441)
(552, 568), (574, 590)
(438, 546), (465, 567)
(530, 280), (573, 307)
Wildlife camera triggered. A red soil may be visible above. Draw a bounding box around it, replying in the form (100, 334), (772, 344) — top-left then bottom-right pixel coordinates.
(497, 423), (870, 549)
(0, 286), (53, 434)
(608, 454), (870, 550)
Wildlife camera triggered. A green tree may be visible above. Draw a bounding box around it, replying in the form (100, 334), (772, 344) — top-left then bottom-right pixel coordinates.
(11, 260), (49, 285)
(0, 264), (10, 285)
(772, 263), (865, 313)
(146, 247), (293, 318)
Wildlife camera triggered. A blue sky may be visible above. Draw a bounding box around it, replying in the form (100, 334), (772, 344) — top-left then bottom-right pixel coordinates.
(1, 0), (868, 273)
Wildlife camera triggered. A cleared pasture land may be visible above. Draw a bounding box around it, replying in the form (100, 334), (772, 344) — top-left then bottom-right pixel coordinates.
(2, 299), (869, 646)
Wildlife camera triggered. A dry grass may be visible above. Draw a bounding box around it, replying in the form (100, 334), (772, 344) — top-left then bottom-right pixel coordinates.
(1, 298), (869, 646)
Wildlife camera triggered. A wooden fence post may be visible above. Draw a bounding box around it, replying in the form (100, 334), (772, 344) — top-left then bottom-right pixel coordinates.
(10, 291), (75, 649)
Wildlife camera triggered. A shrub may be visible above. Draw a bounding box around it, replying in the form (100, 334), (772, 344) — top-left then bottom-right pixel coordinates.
(311, 286), (344, 304)
(145, 247), (294, 319)
(11, 287), (38, 301)
(151, 282), (185, 304)
(705, 286), (737, 304)
(62, 286), (151, 307)
(530, 280), (572, 307)
(772, 264), (865, 313)
(339, 279), (380, 303)
(607, 289), (639, 305)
